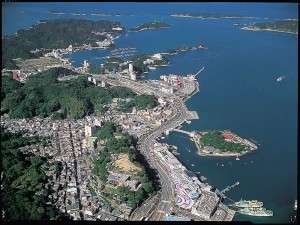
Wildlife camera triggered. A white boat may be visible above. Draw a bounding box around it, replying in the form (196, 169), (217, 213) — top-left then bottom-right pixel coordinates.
(276, 76), (285, 82)
(236, 157), (240, 161)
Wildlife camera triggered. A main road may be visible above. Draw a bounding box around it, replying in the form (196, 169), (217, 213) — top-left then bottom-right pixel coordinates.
(133, 97), (190, 220)
(85, 72), (197, 220)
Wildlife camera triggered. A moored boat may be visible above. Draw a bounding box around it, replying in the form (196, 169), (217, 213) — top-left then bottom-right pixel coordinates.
(238, 207), (273, 217)
(231, 199), (263, 208)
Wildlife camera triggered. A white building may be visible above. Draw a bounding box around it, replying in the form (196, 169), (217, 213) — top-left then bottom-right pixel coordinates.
(128, 63), (133, 74)
(112, 27), (123, 31)
(67, 45), (73, 52)
(100, 80), (106, 87)
(83, 60), (90, 72)
(143, 58), (155, 65)
(128, 63), (136, 81)
(151, 53), (162, 60)
(161, 86), (174, 94)
(85, 125), (92, 137)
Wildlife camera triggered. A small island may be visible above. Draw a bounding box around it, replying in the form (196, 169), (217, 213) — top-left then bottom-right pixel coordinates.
(129, 22), (170, 32)
(192, 130), (258, 157)
(162, 44), (207, 56)
(170, 13), (257, 20)
(240, 20), (298, 35)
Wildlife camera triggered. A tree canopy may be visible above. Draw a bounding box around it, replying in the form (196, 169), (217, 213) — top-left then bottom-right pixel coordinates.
(1, 68), (157, 119)
(1, 129), (69, 220)
(201, 131), (247, 153)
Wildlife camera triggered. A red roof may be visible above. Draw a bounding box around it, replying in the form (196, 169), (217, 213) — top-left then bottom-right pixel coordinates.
(223, 133), (235, 140)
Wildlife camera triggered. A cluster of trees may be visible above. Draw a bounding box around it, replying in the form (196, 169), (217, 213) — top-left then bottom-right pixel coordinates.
(3, 19), (124, 69)
(253, 20), (298, 33)
(1, 129), (68, 220)
(1, 68), (157, 119)
(201, 131), (247, 153)
(131, 54), (169, 74)
(110, 178), (151, 209)
(92, 122), (154, 208)
(131, 54), (150, 74)
(118, 95), (158, 112)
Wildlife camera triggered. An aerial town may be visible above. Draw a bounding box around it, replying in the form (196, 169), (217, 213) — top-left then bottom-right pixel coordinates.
(1, 26), (275, 220)
(1, 39), (240, 220)
(2, 5), (295, 222)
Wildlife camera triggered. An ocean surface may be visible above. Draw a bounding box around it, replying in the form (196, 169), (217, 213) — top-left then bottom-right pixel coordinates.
(2, 3), (298, 223)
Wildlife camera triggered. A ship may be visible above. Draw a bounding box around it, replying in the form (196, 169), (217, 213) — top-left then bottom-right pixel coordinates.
(276, 76), (285, 82)
(238, 207), (273, 217)
(231, 199), (263, 208)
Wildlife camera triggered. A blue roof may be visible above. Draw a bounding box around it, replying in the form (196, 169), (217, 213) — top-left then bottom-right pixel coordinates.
(163, 215), (191, 221)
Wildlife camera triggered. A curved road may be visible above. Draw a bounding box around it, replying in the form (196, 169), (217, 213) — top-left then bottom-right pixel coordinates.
(135, 97), (189, 220)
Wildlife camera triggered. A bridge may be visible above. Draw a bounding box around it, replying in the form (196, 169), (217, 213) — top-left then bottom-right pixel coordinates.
(172, 128), (196, 137)
(194, 66), (205, 77)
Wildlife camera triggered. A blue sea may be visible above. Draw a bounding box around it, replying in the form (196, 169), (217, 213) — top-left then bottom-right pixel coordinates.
(2, 3), (298, 223)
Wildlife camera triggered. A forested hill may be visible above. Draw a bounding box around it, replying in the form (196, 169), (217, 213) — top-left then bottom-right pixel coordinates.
(251, 20), (298, 34)
(2, 19), (124, 69)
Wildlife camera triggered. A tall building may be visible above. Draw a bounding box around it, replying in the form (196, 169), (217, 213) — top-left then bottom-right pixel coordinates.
(85, 125), (92, 137)
(130, 73), (137, 81)
(128, 63), (134, 74)
(83, 60), (90, 72)
(128, 63), (136, 80)
(132, 106), (137, 114)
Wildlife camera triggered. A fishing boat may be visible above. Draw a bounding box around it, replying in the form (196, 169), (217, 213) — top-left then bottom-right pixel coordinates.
(276, 76), (285, 82)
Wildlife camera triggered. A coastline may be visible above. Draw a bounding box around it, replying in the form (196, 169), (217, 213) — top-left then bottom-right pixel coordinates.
(170, 14), (258, 20)
(241, 26), (298, 35)
(129, 26), (170, 32)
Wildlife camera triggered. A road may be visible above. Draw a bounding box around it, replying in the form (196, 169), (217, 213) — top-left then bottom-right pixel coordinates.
(134, 97), (189, 220)
(85, 72), (196, 221)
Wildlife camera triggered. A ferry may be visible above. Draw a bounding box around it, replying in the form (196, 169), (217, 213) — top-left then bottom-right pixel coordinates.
(276, 76), (285, 82)
(238, 207), (273, 217)
(231, 199), (263, 208)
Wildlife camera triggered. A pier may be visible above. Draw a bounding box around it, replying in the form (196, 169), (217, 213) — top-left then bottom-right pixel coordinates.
(220, 182), (240, 195)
